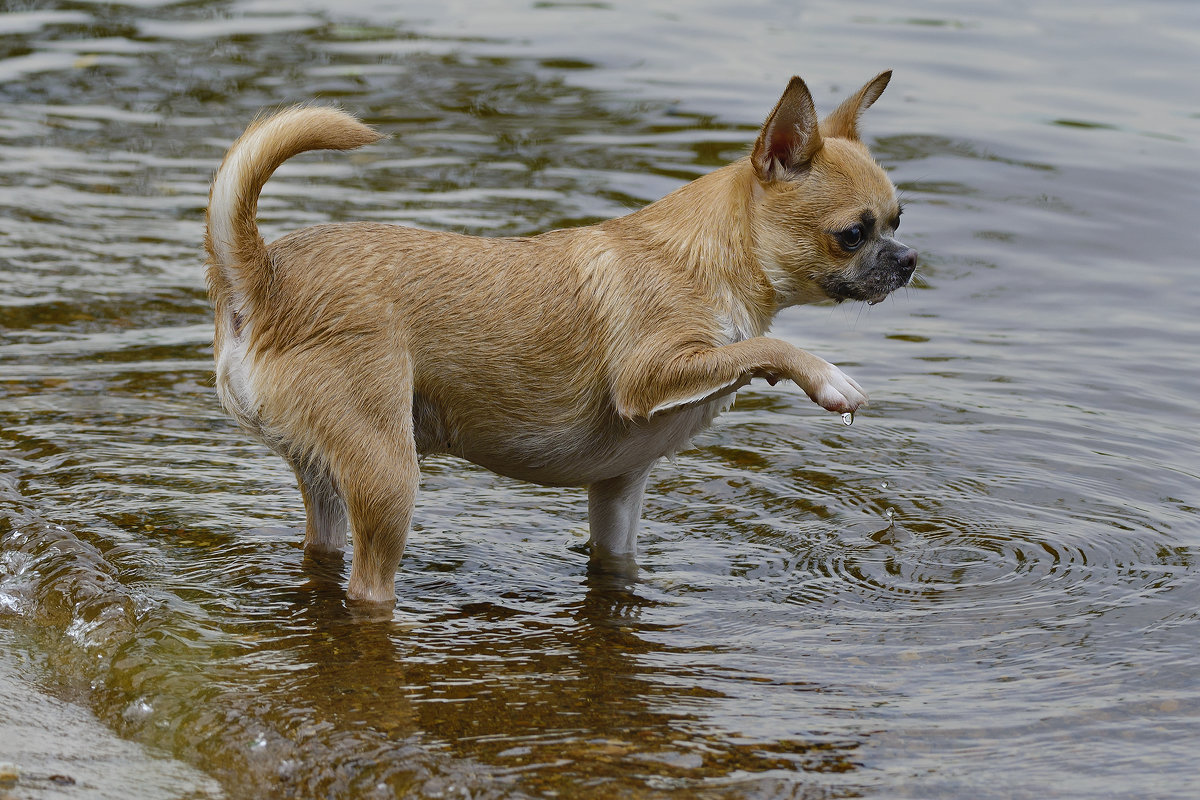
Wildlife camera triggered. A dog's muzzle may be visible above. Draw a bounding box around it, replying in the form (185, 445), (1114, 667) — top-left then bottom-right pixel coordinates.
(821, 239), (918, 305)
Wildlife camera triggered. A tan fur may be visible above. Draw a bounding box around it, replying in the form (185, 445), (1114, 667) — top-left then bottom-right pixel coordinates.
(203, 73), (917, 606)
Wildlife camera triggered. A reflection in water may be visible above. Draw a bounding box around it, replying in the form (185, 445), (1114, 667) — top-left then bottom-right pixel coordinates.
(277, 558), (867, 797)
(2, 0), (1200, 798)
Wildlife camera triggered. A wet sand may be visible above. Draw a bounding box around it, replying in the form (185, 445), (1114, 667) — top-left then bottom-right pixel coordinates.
(0, 636), (221, 800)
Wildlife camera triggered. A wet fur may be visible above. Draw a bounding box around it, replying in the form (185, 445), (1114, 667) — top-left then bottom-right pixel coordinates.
(204, 73), (916, 605)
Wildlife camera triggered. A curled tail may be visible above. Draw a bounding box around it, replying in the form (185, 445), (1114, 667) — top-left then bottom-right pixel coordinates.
(204, 106), (382, 313)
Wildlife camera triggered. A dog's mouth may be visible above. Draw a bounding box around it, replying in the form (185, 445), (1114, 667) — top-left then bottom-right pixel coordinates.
(820, 269), (912, 305)
(820, 243), (918, 305)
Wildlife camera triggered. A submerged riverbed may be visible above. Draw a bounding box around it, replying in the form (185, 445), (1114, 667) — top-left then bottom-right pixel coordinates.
(1, 1), (1198, 798)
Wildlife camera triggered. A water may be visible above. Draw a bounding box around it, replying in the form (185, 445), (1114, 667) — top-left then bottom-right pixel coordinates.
(0, 625), (220, 799)
(1, 1), (1198, 798)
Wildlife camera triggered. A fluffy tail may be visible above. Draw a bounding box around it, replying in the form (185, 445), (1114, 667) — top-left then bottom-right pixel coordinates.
(204, 106), (382, 313)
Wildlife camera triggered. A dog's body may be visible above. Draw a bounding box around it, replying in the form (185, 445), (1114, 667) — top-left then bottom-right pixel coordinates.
(204, 72), (916, 605)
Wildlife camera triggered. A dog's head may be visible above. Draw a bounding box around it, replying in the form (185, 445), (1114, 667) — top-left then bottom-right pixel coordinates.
(749, 71), (916, 307)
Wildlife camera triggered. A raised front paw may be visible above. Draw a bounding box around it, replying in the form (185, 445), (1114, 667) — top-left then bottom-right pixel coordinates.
(809, 362), (869, 414)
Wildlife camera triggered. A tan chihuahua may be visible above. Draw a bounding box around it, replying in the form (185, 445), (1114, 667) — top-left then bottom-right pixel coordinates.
(204, 71), (916, 606)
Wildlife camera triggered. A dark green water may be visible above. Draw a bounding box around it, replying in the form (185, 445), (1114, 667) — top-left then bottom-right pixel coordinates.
(1, 1), (1197, 798)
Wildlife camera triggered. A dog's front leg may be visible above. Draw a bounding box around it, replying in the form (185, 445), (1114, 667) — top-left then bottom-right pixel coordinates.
(587, 462), (656, 571)
(615, 337), (868, 419)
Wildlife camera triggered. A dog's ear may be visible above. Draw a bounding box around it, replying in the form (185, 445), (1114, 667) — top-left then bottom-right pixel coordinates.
(752, 76), (822, 182)
(820, 70), (891, 141)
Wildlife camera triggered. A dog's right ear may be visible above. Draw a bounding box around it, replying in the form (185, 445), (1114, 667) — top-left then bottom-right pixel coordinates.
(751, 76), (822, 182)
(820, 70), (891, 141)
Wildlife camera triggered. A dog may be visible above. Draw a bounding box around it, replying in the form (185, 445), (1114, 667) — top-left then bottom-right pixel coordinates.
(204, 71), (916, 606)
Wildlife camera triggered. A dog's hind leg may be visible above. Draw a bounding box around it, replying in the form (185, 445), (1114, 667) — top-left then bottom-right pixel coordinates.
(340, 436), (418, 606)
(587, 462), (656, 572)
(289, 457), (348, 553)
(318, 377), (419, 607)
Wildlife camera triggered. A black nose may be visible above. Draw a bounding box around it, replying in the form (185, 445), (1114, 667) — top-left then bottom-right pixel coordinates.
(898, 247), (917, 276)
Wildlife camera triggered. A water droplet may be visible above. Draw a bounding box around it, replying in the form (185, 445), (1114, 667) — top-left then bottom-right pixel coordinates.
(122, 698), (153, 722)
(880, 481), (889, 490)
(841, 411), (854, 426)
(885, 507), (895, 521)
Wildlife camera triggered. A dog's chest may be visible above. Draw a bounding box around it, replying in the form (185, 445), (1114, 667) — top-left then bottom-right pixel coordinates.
(453, 397), (729, 487)
(622, 397), (730, 462)
(715, 295), (755, 346)
(444, 302), (755, 486)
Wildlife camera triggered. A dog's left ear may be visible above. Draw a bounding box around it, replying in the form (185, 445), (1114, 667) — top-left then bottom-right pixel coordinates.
(820, 70), (892, 141)
(752, 76), (822, 182)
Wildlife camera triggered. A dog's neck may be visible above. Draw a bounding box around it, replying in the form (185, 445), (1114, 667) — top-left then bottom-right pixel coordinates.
(606, 159), (777, 335)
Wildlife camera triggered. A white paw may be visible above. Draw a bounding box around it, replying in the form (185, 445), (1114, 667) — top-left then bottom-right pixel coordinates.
(812, 363), (868, 413)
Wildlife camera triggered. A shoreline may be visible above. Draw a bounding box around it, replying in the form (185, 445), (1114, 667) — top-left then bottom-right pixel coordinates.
(0, 635), (222, 800)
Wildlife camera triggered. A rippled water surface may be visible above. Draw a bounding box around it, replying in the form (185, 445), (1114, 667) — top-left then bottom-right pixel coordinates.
(2, 1), (1198, 797)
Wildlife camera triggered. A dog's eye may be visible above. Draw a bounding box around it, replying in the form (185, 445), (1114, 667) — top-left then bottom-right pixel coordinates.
(837, 225), (865, 251)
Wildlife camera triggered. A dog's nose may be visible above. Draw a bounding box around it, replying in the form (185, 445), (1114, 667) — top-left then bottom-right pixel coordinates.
(898, 247), (917, 277)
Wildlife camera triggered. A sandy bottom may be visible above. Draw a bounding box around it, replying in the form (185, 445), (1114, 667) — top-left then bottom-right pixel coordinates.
(0, 635), (221, 800)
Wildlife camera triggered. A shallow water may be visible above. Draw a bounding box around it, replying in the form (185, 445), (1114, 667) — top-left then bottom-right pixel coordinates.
(1, 1), (1198, 797)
